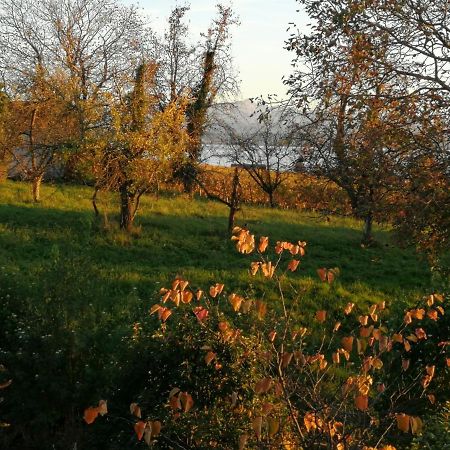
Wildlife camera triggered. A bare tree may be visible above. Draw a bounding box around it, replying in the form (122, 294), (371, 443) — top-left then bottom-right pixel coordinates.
(223, 111), (295, 208)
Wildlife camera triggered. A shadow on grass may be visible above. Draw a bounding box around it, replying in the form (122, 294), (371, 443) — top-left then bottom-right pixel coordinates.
(0, 202), (431, 298)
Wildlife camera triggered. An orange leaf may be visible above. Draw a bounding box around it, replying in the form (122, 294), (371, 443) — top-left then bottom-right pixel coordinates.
(258, 236), (269, 253)
(355, 395), (368, 411)
(359, 315), (369, 326)
(333, 321), (341, 332)
(268, 418), (280, 437)
(160, 308), (172, 322)
(150, 304), (162, 315)
(287, 259), (300, 272)
(238, 434), (248, 450)
(317, 268), (327, 282)
(134, 421), (146, 441)
(341, 336), (354, 352)
(410, 416), (423, 435)
(396, 414), (410, 433)
(315, 310), (327, 322)
(268, 330), (277, 342)
(181, 291), (193, 304)
(282, 352), (293, 368)
(255, 377), (272, 394)
(261, 262), (275, 278)
(83, 407), (99, 425)
(256, 301), (267, 320)
(205, 351), (216, 366)
(150, 420), (161, 438)
(193, 306), (209, 323)
(196, 289), (203, 301)
(252, 416), (263, 440)
(250, 262), (260, 276)
(180, 392), (194, 413)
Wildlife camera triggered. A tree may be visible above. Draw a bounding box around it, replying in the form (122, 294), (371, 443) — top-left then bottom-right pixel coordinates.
(286, 2), (442, 244)
(92, 62), (190, 231)
(6, 66), (77, 201)
(223, 111), (296, 208)
(150, 4), (239, 192)
(0, 0), (148, 176)
(0, 85), (10, 181)
(195, 165), (243, 233)
(339, 0), (450, 95)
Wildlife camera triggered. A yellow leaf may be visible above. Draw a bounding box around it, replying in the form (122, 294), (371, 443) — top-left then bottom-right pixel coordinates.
(410, 416), (423, 435)
(229, 293), (243, 312)
(268, 418), (280, 437)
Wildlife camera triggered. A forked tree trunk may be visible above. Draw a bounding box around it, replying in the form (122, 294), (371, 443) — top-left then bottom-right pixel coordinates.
(32, 174), (43, 202)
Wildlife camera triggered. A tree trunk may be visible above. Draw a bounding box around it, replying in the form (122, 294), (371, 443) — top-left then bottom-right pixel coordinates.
(119, 183), (135, 232)
(268, 190), (275, 208)
(228, 206), (237, 234)
(362, 212), (373, 246)
(32, 174), (43, 202)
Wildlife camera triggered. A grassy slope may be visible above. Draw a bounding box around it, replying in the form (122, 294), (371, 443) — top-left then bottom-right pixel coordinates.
(0, 179), (438, 448)
(0, 180), (432, 319)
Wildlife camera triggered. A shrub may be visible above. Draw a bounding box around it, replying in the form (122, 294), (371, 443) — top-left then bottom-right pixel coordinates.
(85, 227), (449, 449)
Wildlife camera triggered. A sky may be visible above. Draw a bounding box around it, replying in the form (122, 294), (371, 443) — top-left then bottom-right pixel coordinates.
(122, 0), (308, 101)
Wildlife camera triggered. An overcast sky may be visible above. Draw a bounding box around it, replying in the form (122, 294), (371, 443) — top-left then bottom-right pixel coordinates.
(122, 0), (308, 101)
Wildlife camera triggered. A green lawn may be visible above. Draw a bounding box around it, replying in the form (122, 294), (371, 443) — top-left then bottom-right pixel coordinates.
(0, 179), (438, 449)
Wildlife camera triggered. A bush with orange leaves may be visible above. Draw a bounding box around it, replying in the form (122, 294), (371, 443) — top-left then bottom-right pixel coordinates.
(84, 227), (449, 449)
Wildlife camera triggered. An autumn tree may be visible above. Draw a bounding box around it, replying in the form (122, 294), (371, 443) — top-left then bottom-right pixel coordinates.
(0, 0), (148, 177)
(92, 62), (190, 231)
(150, 4), (239, 192)
(286, 2), (443, 244)
(0, 86), (9, 181)
(6, 66), (77, 201)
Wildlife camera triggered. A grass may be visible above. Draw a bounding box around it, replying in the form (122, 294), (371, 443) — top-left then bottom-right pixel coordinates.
(0, 179), (432, 301)
(0, 179), (440, 449)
